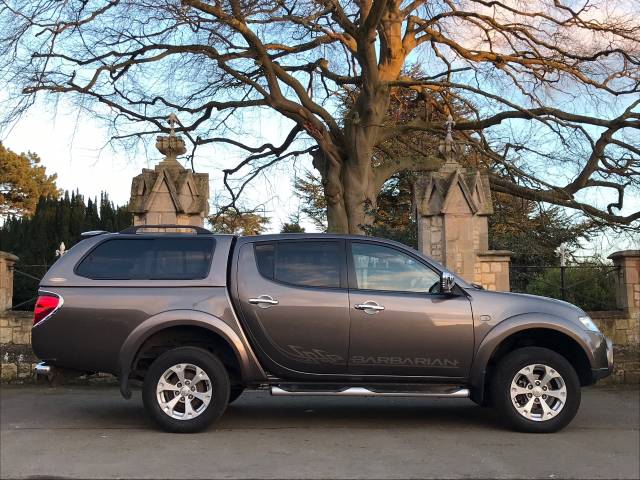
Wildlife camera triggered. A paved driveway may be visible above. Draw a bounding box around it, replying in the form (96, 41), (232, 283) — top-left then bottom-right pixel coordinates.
(0, 385), (638, 479)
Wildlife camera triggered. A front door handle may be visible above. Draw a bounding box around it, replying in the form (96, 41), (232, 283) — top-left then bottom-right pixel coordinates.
(248, 295), (279, 308)
(354, 301), (385, 315)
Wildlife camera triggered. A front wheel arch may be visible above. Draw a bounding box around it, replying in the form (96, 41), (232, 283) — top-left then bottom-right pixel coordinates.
(471, 321), (594, 405)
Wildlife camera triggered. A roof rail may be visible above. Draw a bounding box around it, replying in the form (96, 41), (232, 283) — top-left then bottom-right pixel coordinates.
(119, 224), (212, 235)
(81, 230), (109, 238)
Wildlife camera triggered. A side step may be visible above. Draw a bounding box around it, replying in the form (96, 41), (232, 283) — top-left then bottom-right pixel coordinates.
(270, 386), (470, 398)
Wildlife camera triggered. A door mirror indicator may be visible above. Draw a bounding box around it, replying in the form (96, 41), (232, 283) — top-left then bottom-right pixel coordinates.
(440, 272), (456, 294)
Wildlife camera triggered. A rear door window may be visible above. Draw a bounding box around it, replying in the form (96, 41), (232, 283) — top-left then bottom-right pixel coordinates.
(76, 237), (215, 280)
(254, 241), (342, 288)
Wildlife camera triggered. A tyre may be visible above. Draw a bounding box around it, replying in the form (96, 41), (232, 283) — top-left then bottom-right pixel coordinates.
(142, 346), (230, 433)
(491, 346), (581, 433)
(228, 386), (245, 404)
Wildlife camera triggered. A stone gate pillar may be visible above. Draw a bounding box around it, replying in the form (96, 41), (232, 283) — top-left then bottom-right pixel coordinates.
(0, 251), (18, 311)
(609, 250), (640, 318)
(129, 114), (209, 227)
(414, 116), (511, 290)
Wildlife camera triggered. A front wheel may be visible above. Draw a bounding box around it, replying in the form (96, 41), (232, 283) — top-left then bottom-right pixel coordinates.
(142, 346), (230, 433)
(491, 347), (581, 433)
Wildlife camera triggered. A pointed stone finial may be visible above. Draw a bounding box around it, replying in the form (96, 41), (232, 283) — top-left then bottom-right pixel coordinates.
(438, 113), (460, 169)
(155, 113), (186, 172)
(444, 113), (454, 140)
(167, 113), (179, 136)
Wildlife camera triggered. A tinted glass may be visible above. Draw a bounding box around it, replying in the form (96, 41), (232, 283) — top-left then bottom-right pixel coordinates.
(254, 243), (275, 280)
(351, 242), (440, 293)
(254, 241), (341, 288)
(76, 237), (214, 280)
(152, 238), (214, 279)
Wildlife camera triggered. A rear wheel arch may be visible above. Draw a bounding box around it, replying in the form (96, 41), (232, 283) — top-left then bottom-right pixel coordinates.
(118, 312), (248, 398)
(131, 325), (242, 383)
(471, 322), (594, 404)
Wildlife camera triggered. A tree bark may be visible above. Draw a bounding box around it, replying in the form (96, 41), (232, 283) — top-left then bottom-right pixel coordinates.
(319, 86), (391, 234)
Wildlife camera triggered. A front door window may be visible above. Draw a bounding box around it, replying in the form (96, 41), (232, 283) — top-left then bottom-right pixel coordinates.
(351, 242), (441, 293)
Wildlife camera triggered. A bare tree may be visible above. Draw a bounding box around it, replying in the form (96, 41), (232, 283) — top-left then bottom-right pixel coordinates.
(1, 0), (638, 233)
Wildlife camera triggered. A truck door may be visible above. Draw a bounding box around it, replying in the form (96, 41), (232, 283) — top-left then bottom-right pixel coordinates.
(347, 240), (474, 378)
(236, 239), (350, 375)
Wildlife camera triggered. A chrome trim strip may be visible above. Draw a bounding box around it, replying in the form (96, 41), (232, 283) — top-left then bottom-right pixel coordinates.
(270, 386), (470, 398)
(33, 289), (64, 327)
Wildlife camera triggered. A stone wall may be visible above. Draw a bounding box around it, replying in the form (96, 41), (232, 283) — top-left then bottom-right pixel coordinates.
(2, 307), (637, 384)
(2, 249), (638, 384)
(591, 311), (640, 346)
(590, 311), (640, 385)
(0, 311), (38, 383)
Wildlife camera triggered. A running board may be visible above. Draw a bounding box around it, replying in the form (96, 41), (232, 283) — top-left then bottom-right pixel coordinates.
(270, 386), (470, 398)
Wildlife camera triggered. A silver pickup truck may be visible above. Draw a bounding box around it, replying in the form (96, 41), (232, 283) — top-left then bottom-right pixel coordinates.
(32, 225), (613, 433)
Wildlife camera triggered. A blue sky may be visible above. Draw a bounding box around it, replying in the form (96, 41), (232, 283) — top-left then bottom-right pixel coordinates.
(3, 93), (639, 258)
(4, 97), (317, 232)
(2, 0), (638, 259)
(5, 104), (637, 260)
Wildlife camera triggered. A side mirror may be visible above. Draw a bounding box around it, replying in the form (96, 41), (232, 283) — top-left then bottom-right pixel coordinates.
(440, 272), (456, 294)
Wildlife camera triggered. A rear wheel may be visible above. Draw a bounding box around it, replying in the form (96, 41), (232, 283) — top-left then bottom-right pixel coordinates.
(142, 346), (230, 433)
(491, 346), (581, 433)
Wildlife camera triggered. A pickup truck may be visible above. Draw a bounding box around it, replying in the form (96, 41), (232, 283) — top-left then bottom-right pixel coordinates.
(32, 225), (613, 433)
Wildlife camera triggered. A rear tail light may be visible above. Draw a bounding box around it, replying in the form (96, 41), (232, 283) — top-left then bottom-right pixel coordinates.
(33, 294), (62, 326)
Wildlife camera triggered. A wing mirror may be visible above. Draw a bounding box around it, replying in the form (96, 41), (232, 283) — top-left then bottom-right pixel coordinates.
(440, 271), (456, 294)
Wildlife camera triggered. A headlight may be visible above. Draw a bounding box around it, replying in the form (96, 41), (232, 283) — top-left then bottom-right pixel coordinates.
(578, 315), (600, 333)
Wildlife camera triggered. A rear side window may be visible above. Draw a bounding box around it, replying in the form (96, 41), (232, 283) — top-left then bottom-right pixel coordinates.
(254, 241), (342, 288)
(76, 237), (215, 280)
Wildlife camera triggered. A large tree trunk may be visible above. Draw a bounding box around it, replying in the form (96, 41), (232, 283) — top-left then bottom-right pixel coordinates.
(315, 81), (391, 234)
(319, 111), (388, 233)
(323, 168), (376, 234)
(341, 137), (378, 234)
(316, 146), (378, 234)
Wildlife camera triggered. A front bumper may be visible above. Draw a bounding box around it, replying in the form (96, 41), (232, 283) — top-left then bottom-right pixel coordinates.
(591, 337), (614, 382)
(605, 336), (614, 371)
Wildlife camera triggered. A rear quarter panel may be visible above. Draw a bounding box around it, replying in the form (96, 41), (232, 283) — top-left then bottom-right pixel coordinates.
(32, 287), (223, 373)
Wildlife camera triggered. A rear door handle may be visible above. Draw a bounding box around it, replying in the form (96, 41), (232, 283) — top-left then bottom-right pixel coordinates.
(354, 301), (385, 314)
(248, 295), (279, 308)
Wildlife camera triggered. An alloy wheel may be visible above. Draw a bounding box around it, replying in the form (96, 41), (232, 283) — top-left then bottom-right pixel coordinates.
(156, 363), (213, 420)
(510, 363), (567, 422)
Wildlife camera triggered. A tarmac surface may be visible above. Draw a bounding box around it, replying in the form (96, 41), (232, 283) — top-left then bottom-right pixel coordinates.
(0, 385), (638, 479)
